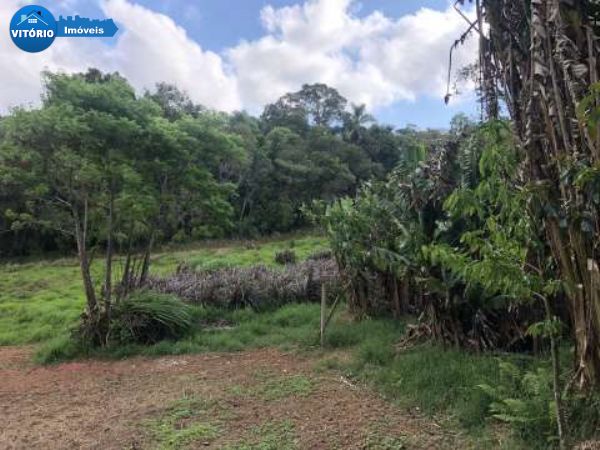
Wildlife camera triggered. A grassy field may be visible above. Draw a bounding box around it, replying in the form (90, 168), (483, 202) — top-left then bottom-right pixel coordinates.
(0, 234), (328, 346)
(0, 233), (554, 448)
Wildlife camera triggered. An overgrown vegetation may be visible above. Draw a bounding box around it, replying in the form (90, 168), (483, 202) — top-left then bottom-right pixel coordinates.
(2, 1), (600, 447)
(0, 235), (324, 346)
(1, 235), (591, 448)
(105, 291), (193, 345)
(147, 257), (338, 311)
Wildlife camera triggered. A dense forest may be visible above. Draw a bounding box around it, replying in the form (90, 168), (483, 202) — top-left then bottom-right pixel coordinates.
(0, 73), (439, 256)
(2, 0), (600, 448)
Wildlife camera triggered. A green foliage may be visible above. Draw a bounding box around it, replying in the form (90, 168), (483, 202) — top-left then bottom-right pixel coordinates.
(261, 83), (347, 131)
(1, 71), (441, 255)
(145, 396), (221, 450)
(426, 121), (537, 301)
(478, 361), (557, 445)
(107, 291), (193, 345)
(317, 119), (547, 350)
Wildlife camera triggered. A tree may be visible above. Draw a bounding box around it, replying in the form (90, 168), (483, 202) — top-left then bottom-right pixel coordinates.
(0, 69), (238, 343)
(474, 0), (600, 389)
(342, 103), (375, 144)
(146, 82), (203, 120)
(261, 83), (348, 133)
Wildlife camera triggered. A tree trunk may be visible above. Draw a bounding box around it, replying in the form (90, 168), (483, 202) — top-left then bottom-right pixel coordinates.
(74, 203), (97, 314)
(401, 278), (410, 313)
(139, 233), (155, 286)
(104, 190), (114, 308)
(480, 0), (600, 388)
(539, 294), (568, 450)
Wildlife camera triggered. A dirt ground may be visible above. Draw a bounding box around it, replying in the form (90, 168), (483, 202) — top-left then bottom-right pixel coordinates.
(0, 347), (469, 450)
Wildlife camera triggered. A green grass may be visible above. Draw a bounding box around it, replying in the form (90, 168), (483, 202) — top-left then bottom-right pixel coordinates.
(0, 260), (85, 345)
(225, 420), (297, 450)
(315, 315), (526, 432)
(36, 303), (323, 363)
(0, 233), (327, 346)
(152, 234), (328, 274)
(230, 371), (314, 401)
(144, 396), (222, 450)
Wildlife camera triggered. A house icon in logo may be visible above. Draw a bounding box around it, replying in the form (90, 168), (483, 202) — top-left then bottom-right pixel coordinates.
(17, 11), (48, 27)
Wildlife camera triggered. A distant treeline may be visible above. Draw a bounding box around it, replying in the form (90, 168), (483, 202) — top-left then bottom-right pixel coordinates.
(0, 69), (461, 257)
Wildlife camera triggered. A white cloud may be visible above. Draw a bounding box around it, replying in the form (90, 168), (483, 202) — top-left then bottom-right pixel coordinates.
(0, 0), (476, 116)
(228, 0), (477, 112)
(0, 0), (96, 111)
(0, 0), (240, 112)
(99, 0), (240, 111)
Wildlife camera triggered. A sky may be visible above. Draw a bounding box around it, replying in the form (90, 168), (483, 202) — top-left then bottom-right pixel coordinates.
(0, 0), (479, 129)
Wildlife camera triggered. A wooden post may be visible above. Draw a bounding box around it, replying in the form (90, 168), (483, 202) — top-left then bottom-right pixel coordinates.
(320, 283), (326, 347)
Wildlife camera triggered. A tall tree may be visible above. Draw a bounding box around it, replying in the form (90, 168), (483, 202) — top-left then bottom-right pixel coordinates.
(342, 103), (375, 144)
(262, 83), (348, 133)
(146, 82), (204, 120)
(474, 0), (600, 388)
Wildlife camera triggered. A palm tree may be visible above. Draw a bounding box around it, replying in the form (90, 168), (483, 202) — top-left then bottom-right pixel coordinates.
(343, 103), (375, 144)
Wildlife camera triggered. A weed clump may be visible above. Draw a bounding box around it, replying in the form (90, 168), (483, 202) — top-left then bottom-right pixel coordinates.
(147, 258), (338, 311)
(106, 291), (194, 345)
(274, 249), (297, 265)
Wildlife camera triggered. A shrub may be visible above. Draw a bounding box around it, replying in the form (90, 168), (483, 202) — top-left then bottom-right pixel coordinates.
(274, 249), (297, 265)
(146, 258), (339, 311)
(478, 360), (556, 444)
(108, 291), (194, 345)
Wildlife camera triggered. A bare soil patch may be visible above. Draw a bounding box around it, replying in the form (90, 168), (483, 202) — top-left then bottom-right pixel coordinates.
(0, 347), (468, 449)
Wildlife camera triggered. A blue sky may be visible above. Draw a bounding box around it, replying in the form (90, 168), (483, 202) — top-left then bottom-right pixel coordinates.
(3, 0), (479, 129)
(47, 1), (454, 49)
(133, 0), (451, 51)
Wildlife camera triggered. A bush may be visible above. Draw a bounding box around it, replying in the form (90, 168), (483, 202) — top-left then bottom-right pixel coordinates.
(146, 258), (339, 311)
(478, 360), (556, 445)
(274, 249), (297, 265)
(108, 291), (194, 345)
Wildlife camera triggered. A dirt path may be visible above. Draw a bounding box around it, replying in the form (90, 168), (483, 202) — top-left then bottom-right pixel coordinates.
(0, 347), (468, 449)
